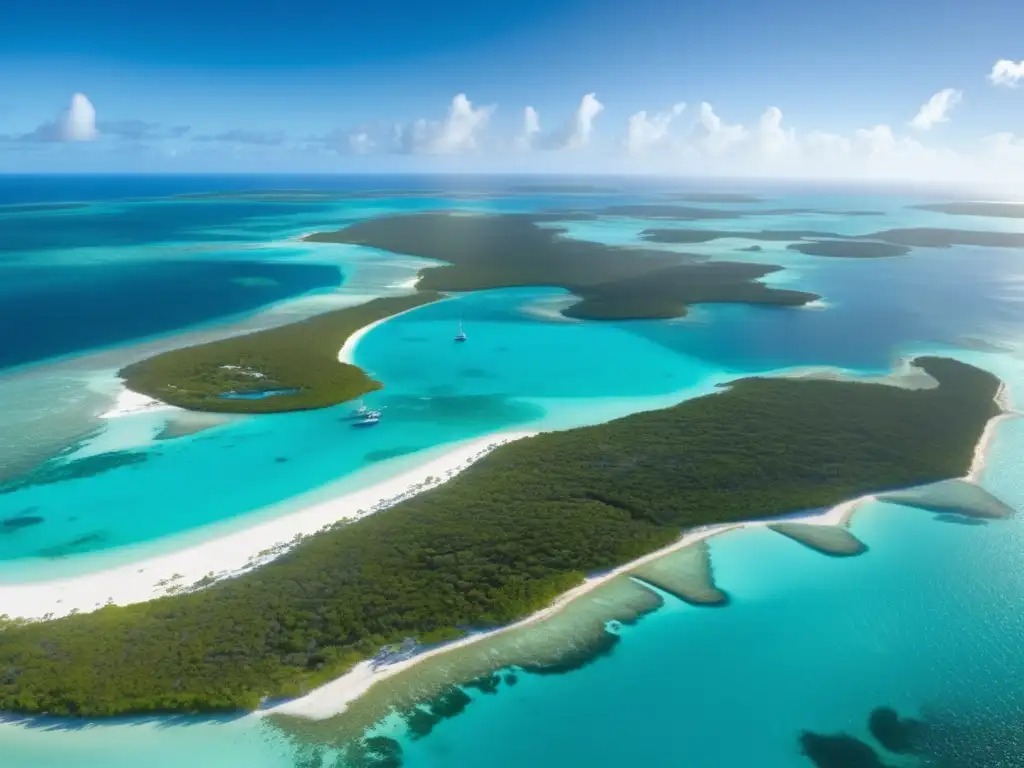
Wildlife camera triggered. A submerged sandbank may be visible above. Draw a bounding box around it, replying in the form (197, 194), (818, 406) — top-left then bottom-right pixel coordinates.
(0, 430), (536, 621)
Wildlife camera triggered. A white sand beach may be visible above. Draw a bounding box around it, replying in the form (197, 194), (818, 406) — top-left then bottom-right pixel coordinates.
(0, 430), (536, 621)
(337, 299), (440, 365)
(266, 490), (875, 721)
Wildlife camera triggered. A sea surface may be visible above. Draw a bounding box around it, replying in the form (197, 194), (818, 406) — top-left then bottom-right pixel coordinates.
(1, 175), (1023, 766)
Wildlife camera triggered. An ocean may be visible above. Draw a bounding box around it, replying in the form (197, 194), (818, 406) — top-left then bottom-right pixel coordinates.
(0, 175), (1022, 767)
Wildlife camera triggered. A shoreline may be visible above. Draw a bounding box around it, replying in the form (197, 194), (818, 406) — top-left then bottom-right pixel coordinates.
(267, 491), (874, 721)
(337, 296), (434, 365)
(0, 430), (536, 621)
(268, 376), (1012, 722)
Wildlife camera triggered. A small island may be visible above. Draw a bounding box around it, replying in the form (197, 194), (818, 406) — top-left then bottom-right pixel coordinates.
(120, 293), (440, 414)
(0, 356), (1001, 717)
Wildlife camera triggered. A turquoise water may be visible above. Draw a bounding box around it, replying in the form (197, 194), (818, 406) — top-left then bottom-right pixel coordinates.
(2, 179), (1024, 766)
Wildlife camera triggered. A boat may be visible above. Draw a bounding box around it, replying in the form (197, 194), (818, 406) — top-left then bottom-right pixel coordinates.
(350, 399), (370, 418)
(352, 409), (382, 427)
(454, 318), (467, 342)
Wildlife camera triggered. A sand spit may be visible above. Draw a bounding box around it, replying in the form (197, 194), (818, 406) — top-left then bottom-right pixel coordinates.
(877, 478), (1015, 519)
(627, 540), (728, 605)
(768, 522), (869, 556)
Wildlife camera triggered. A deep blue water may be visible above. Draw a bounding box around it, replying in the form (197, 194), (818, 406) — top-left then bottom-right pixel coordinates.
(0, 260), (342, 370)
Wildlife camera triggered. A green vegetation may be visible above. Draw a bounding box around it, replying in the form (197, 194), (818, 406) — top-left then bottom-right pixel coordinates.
(305, 212), (818, 319)
(119, 293), (440, 414)
(786, 240), (911, 258)
(0, 357), (999, 717)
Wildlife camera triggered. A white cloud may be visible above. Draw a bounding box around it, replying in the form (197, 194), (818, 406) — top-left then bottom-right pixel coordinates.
(348, 131), (375, 154)
(989, 59), (1024, 88)
(393, 94), (494, 154)
(855, 124), (898, 155)
(804, 130), (852, 157)
(431, 93), (494, 154)
(694, 102), (746, 155)
(625, 102), (685, 154)
(515, 106), (541, 150)
(60, 93), (98, 141)
(910, 88), (962, 130)
(563, 92), (604, 150)
(756, 106), (797, 156)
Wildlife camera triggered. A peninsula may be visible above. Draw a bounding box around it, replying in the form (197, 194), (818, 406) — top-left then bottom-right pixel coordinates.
(119, 293), (440, 414)
(0, 357), (1000, 717)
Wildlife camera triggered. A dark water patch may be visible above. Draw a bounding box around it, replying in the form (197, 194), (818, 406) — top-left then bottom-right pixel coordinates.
(275, 456), (290, 463)
(799, 732), (893, 767)
(0, 450), (148, 495)
(787, 241), (911, 258)
(0, 260), (342, 369)
(38, 531), (107, 558)
(740, 245), (763, 251)
(933, 513), (988, 526)
(363, 446), (424, 463)
(913, 201), (1024, 219)
(868, 707), (924, 754)
(0, 197), (339, 254)
(954, 335), (1015, 353)
(401, 686), (473, 740)
(0, 201), (91, 213)
(503, 672), (518, 686)
(463, 673), (502, 694)
(343, 736), (404, 768)
(1, 513), (44, 532)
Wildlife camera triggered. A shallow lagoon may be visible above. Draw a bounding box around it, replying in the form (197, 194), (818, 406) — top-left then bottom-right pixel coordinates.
(2, 178), (1024, 766)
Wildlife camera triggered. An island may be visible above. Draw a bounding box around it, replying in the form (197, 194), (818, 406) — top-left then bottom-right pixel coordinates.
(642, 224), (1024, 254)
(0, 356), (1001, 717)
(304, 212), (819, 320)
(119, 293), (441, 414)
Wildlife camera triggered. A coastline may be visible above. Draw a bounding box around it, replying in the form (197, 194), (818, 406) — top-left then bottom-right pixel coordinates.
(337, 295), (436, 365)
(268, 374), (1012, 723)
(267, 491), (874, 721)
(0, 430), (536, 621)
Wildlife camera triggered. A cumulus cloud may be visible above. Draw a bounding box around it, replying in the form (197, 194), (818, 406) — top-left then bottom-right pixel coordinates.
(563, 92), (604, 149)
(693, 102), (746, 155)
(514, 106), (541, 150)
(393, 93), (493, 154)
(910, 88), (962, 130)
(625, 102), (685, 154)
(15, 93), (99, 142)
(989, 59), (1024, 88)
(60, 93), (98, 141)
(756, 106), (797, 156)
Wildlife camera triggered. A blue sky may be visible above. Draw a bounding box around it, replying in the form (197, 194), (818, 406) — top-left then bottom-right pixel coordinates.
(2, 0), (1023, 179)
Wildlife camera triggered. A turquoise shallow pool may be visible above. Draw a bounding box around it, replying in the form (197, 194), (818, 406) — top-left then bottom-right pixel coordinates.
(2, 178), (1024, 766)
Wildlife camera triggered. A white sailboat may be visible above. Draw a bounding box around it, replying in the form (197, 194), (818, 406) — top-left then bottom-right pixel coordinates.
(454, 317), (467, 342)
(353, 407), (383, 427)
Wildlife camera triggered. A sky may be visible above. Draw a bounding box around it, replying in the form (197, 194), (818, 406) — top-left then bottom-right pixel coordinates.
(2, 0), (1024, 184)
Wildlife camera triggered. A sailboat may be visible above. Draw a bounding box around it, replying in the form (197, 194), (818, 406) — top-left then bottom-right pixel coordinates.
(350, 399), (370, 418)
(352, 407), (383, 427)
(454, 317), (467, 343)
